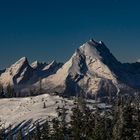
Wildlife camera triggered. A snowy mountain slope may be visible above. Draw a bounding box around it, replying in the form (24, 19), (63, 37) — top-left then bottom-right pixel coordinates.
(0, 94), (73, 129)
(0, 93), (110, 137)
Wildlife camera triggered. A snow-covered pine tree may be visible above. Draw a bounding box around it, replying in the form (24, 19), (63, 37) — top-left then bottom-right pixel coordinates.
(41, 119), (50, 140)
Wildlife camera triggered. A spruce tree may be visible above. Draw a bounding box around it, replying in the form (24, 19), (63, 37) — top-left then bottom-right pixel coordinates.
(35, 122), (41, 140)
(112, 96), (124, 140)
(39, 78), (43, 95)
(133, 93), (140, 139)
(41, 119), (50, 140)
(0, 83), (4, 98)
(43, 102), (46, 109)
(0, 124), (5, 140)
(56, 102), (69, 140)
(70, 98), (84, 140)
(7, 124), (13, 140)
(121, 103), (135, 140)
(6, 84), (15, 98)
(16, 129), (23, 140)
(27, 130), (32, 140)
(82, 105), (95, 139)
(92, 108), (108, 140)
(51, 118), (64, 140)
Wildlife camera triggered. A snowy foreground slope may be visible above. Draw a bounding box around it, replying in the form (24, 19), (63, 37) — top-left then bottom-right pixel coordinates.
(0, 93), (111, 140)
(0, 94), (73, 129)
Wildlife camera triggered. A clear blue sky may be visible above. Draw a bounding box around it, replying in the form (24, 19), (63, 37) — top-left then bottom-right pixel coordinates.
(0, 0), (140, 68)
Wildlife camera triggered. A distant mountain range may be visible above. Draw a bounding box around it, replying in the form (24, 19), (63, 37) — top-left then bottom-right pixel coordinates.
(0, 39), (140, 97)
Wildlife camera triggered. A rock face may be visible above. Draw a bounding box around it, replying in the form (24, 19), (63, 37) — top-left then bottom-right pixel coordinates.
(0, 39), (140, 97)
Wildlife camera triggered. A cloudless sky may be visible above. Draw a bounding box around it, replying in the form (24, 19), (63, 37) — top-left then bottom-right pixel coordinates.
(0, 0), (140, 68)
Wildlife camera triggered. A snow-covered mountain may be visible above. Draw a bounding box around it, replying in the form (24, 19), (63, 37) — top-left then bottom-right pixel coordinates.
(0, 57), (63, 92)
(0, 39), (140, 97)
(0, 57), (34, 87)
(39, 39), (140, 97)
(40, 39), (119, 97)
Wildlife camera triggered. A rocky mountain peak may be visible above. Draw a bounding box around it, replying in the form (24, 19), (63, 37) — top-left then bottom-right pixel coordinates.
(31, 61), (47, 70)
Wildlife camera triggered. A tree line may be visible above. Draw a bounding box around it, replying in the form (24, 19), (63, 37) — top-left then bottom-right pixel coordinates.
(0, 83), (16, 98)
(0, 78), (43, 98)
(0, 93), (140, 140)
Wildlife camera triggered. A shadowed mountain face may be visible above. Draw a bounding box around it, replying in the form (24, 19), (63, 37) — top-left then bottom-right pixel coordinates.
(0, 39), (140, 97)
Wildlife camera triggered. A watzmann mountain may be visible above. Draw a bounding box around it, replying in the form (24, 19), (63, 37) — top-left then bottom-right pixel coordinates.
(0, 39), (140, 97)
